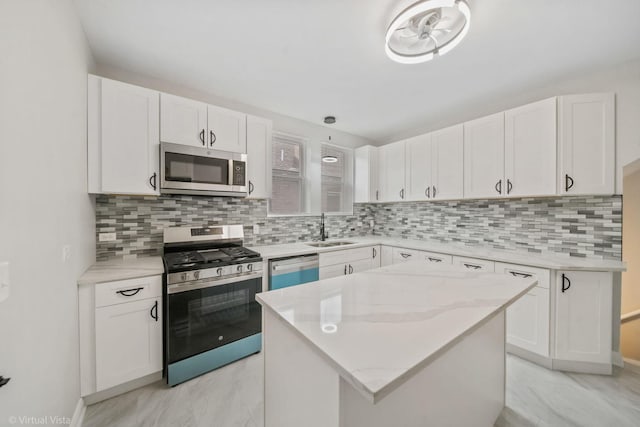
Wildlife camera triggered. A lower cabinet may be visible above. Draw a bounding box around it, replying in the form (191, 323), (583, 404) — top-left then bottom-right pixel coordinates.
(319, 246), (378, 280)
(554, 271), (613, 364)
(80, 275), (163, 397)
(422, 251), (453, 265)
(452, 256), (495, 272)
(495, 262), (550, 357)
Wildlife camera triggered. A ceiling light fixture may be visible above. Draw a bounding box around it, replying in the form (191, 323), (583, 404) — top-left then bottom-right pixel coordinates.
(385, 0), (471, 64)
(322, 135), (339, 163)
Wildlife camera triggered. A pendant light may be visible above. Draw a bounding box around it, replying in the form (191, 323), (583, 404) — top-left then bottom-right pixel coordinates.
(322, 136), (338, 163)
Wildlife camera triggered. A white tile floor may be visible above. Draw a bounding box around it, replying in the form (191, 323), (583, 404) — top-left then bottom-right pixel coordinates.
(84, 354), (640, 427)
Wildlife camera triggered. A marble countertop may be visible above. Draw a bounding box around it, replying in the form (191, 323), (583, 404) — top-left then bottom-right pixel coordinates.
(249, 237), (625, 272)
(256, 261), (537, 403)
(78, 256), (164, 285)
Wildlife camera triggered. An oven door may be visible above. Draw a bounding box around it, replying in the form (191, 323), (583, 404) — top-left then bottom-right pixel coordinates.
(166, 272), (262, 365)
(160, 142), (247, 196)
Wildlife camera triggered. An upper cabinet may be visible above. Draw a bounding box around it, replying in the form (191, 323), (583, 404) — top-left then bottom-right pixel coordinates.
(463, 112), (505, 199)
(354, 145), (380, 203)
(558, 93), (615, 195)
(379, 140), (406, 202)
(160, 93), (247, 153)
(504, 97), (557, 197)
(88, 75), (160, 196)
(246, 115), (272, 199)
(405, 134), (432, 201)
(428, 124), (464, 200)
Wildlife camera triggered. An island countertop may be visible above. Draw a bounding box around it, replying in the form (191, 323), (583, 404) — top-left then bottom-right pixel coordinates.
(256, 261), (537, 403)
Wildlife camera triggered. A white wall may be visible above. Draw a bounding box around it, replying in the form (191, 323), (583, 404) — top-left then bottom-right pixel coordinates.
(0, 0), (95, 422)
(387, 60), (640, 194)
(94, 64), (375, 150)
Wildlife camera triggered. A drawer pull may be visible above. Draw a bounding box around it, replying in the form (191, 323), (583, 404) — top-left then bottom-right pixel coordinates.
(349, 264), (353, 274)
(400, 253), (411, 258)
(509, 271), (532, 278)
(427, 257), (442, 263)
(150, 300), (158, 321)
(463, 263), (481, 270)
(561, 274), (571, 293)
(116, 287), (143, 297)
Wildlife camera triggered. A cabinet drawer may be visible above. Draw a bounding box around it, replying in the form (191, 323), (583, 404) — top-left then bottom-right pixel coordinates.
(319, 246), (373, 267)
(422, 251), (453, 265)
(95, 275), (162, 308)
(392, 247), (425, 263)
(452, 256), (495, 272)
(495, 262), (550, 289)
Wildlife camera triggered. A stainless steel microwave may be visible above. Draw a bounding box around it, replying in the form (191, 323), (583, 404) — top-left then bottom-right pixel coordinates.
(160, 142), (247, 197)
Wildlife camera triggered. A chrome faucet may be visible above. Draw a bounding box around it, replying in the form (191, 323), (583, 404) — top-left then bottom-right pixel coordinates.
(319, 213), (328, 241)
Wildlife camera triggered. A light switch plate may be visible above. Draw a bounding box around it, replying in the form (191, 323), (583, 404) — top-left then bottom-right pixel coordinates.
(0, 262), (9, 304)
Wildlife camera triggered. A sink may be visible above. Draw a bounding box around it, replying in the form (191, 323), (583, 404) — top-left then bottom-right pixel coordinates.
(306, 241), (355, 248)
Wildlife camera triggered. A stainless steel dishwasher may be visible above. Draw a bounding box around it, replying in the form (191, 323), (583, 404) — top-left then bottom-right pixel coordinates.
(269, 254), (320, 290)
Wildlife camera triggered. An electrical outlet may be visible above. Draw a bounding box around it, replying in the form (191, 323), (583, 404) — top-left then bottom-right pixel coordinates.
(62, 245), (72, 262)
(253, 224), (260, 235)
(0, 262), (9, 304)
(99, 232), (117, 242)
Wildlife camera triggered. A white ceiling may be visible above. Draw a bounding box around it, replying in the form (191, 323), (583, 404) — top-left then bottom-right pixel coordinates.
(74, 0), (640, 143)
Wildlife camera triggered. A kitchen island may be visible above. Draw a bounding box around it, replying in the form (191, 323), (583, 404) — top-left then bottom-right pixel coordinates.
(256, 261), (537, 427)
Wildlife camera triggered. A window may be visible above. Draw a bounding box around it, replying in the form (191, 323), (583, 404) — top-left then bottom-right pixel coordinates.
(270, 134), (304, 215)
(269, 133), (354, 216)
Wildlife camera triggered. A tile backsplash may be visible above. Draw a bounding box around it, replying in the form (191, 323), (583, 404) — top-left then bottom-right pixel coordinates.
(95, 195), (621, 261)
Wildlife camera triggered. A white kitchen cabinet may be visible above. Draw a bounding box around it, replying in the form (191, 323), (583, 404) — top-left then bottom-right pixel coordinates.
(160, 93), (247, 153)
(379, 140), (406, 202)
(504, 97), (557, 197)
(495, 262), (550, 357)
(354, 145), (380, 202)
(207, 104), (247, 153)
(88, 75), (160, 195)
(405, 134), (432, 201)
(246, 115), (272, 199)
(80, 275), (163, 397)
(319, 246), (378, 280)
(422, 251), (453, 265)
(558, 93), (615, 195)
(431, 124), (464, 200)
(95, 296), (162, 391)
(160, 93), (208, 148)
(452, 256), (495, 272)
(371, 245), (382, 268)
(391, 247), (425, 264)
(381, 246), (393, 267)
(463, 112), (505, 199)
(555, 271), (613, 364)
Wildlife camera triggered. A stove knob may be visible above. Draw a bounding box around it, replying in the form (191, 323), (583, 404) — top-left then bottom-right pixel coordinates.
(247, 264), (253, 272)
(193, 271), (200, 280)
(181, 273), (187, 282)
(216, 268), (223, 276)
(237, 265), (243, 273)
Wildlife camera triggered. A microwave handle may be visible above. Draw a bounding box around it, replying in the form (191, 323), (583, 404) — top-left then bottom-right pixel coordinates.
(228, 159), (234, 186)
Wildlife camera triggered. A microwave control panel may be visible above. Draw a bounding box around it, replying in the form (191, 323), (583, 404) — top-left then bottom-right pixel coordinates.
(232, 161), (246, 186)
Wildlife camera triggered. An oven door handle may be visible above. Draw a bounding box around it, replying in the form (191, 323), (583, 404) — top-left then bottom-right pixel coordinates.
(167, 271), (263, 295)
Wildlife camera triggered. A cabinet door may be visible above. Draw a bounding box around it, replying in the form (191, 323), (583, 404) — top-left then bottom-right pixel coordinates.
(160, 93), (207, 147)
(354, 146), (379, 202)
(463, 112), (505, 199)
(558, 94), (615, 195)
(246, 115), (272, 199)
(207, 105), (247, 153)
(405, 134), (432, 201)
(371, 245), (382, 268)
(380, 141), (406, 202)
(431, 124), (464, 200)
(95, 297), (162, 391)
(555, 271), (612, 363)
(349, 258), (374, 274)
(506, 287), (550, 357)
(452, 256), (495, 272)
(319, 263), (348, 280)
(504, 98), (557, 197)
(392, 247), (425, 264)
(100, 78), (159, 195)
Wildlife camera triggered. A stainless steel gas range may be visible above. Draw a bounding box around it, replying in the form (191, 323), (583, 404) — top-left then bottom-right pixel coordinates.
(162, 225), (262, 386)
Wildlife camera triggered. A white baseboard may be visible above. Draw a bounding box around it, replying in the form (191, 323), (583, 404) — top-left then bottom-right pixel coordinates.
(69, 398), (86, 427)
(623, 358), (640, 375)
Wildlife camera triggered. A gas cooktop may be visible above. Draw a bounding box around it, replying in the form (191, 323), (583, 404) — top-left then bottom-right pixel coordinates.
(164, 246), (261, 271)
